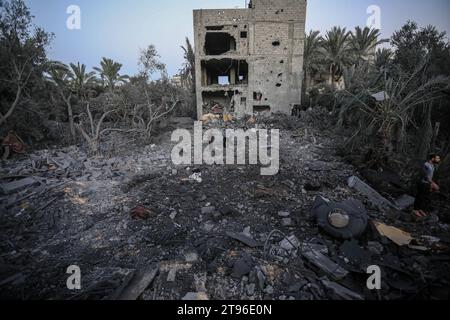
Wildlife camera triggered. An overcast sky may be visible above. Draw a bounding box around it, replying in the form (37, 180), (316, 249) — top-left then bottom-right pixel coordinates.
(25, 0), (450, 76)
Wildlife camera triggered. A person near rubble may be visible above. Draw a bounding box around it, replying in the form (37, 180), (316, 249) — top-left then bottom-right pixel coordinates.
(1, 131), (25, 160)
(413, 154), (441, 218)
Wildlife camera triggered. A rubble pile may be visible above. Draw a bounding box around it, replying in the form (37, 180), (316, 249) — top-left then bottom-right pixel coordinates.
(0, 115), (449, 300)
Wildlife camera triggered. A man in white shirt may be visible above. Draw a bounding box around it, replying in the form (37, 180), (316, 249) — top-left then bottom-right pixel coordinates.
(414, 154), (441, 218)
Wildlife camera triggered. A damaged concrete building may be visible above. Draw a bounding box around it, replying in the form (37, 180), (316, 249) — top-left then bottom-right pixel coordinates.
(193, 0), (307, 119)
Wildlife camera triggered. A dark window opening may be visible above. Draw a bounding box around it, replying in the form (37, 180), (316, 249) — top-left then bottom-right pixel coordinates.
(253, 92), (262, 101)
(241, 97), (247, 104)
(272, 41), (280, 46)
(205, 33), (236, 55)
(202, 90), (235, 113)
(206, 26), (224, 30)
(253, 105), (271, 113)
(276, 83), (282, 87)
(201, 59), (248, 86)
(278, 73), (283, 77)
(240, 31), (248, 38)
(280, 60), (284, 64)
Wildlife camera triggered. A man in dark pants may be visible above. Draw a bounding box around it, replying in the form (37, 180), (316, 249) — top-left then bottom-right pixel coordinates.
(414, 154), (441, 218)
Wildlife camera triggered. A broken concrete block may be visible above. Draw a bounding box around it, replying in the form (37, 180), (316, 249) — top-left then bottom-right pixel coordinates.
(0, 177), (39, 195)
(256, 268), (266, 291)
(232, 253), (254, 278)
(167, 268), (177, 282)
(348, 176), (394, 210)
(394, 194), (416, 210)
(301, 242), (329, 255)
(227, 231), (260, 248)
(302, 249), (349, 280)
(111, 265), (159, 300)
(321, 278), (364, 300)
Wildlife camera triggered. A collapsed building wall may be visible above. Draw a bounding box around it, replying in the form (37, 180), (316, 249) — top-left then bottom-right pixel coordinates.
(193, 0), (307, 119)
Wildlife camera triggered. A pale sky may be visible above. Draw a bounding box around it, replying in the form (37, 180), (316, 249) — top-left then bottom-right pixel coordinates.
(25, 0), (450, 76)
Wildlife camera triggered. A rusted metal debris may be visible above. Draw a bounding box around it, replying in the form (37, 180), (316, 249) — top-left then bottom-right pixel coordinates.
(131, 205), (153, 220)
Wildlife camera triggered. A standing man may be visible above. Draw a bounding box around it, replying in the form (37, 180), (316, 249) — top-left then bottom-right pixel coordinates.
(414, 154), (441, 218)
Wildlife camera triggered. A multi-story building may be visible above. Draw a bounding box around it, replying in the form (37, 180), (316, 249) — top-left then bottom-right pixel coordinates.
(193, 0), (308, 119)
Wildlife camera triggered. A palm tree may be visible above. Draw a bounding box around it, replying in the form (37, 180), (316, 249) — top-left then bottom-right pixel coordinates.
(303, 30), (324, 93)
(69, 62), (97, 100)
(321, 27), (353, 88)
(180, 37), (195, 92)
(350, 27), (388, 65)
(375, 48), (393, 72)
(94, 57), (129, 92)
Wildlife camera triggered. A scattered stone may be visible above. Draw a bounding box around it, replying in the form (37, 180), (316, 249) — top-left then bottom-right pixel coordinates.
(169, 211), (178, 220)
(189, 172), (202, 183)
(302, 249), (349, 280)
(367, 241), (384, 255)
(281, 218), (294, 227)
(232, 253), (254, 278)
(278, 211), (290, 217)
(194, 273), (207, 292)
(167, 269), (177, 282)
(288, 281), (307, 293)
(246, 283), (256, 296)
(185, 252), (199, 263)
(182, 292), (209, 300)
(394, 194), (416, 210)
(227, 231), (260, 248)
(202, 221), (215, 232)
(242, 226), (252, 238)
(201, 206), (216, 215)
(264, 285), (274, 295)
(256, 269), (266, 291)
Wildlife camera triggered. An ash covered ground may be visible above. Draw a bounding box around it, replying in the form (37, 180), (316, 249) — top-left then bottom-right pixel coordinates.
(1, 113), (449, 300)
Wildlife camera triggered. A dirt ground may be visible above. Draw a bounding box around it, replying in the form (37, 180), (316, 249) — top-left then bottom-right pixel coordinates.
(1, 113), (449, 300)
